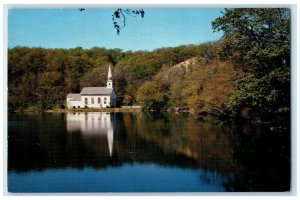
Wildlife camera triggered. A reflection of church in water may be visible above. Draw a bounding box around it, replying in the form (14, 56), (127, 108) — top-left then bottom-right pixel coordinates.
(67, 112), (114, 157)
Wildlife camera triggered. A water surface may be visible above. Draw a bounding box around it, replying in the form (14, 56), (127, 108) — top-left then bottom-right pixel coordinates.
(8, 112), (290, 192)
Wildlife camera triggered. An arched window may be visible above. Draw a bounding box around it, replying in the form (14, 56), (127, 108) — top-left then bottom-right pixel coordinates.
(104, 97), (107, 100)
(85, 97), (88, 104)
(98, 97), (101, 104)
(91, 97), (94, 104)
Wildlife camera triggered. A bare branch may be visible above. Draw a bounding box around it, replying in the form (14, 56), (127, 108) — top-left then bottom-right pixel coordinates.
(112, 8), (145, 35)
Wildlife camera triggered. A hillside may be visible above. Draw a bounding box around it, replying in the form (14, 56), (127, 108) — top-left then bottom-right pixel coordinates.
(137, 56), (244, 114)
(8, 42), (222, 113)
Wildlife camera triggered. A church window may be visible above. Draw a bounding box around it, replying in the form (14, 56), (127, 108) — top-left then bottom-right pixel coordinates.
(104, 101), (106, 104)
(85, 98), (88, 104)
(91, 97), (94, 104)
(98, 97), (101, 104)
(104, 97), (107, 100)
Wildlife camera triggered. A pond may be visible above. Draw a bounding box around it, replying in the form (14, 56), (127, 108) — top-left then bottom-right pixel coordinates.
(7, 112), (290, 192)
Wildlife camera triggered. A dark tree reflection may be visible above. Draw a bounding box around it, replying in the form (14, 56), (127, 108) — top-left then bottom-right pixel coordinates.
(224, 124), (291, 192)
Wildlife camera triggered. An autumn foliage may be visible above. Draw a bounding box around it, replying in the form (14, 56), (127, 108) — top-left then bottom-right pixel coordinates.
(8, 8), (290, 123)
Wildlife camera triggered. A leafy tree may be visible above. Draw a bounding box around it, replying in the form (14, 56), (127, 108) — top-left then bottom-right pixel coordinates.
(169, 82), (187, 110)
(123, 94), (133, 106)
(212, 8), (290, 72)
(212, 8), (290, 121)
(37, 71), (64, 109)
(136, 81), (168, 111)
(226, 67), (290, 120)
(80, 67), (107, 88)
(66, 56), (88, 92)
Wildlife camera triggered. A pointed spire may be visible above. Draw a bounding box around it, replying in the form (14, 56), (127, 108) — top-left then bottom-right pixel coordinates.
(107, 64), (113, 88)
(108, 64), (112, 78)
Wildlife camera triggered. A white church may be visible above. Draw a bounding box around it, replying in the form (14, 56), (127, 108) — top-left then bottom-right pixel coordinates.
(66, 65), (116, 109)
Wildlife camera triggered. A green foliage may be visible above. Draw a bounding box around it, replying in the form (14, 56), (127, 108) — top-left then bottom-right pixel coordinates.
(226, 67), (290, 119)
(212, 8), (290, 121)
(8, 43), (218, 111)
(169, 82), (188, 110)
(136, 81), (168, 111)
(212, 8), (290, 71)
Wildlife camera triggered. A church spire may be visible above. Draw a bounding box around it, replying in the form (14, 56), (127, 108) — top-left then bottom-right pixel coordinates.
(108, 65), (112, 79)
(107, 65), (113, 88)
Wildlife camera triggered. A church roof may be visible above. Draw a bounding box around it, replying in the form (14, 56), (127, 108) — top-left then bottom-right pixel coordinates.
(67, 93), (81, 101)
(80, 87), (114, 95)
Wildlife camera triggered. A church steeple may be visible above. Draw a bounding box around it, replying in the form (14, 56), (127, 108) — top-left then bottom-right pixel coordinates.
(107, 65), (113, 88)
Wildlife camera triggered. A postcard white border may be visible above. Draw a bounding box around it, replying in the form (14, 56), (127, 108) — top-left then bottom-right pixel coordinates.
(1, 1), (299, 199)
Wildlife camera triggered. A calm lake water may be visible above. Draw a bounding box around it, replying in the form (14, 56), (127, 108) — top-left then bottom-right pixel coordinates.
(8, 112), (290, 192)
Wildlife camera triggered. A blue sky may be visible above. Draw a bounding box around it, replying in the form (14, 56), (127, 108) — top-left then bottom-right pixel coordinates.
(8, 8), (224, 51)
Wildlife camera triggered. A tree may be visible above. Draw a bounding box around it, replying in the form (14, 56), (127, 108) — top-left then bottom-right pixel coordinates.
(136, 81), (167, 111)
(169, 82), (187, 110)
(212, 8), (290, 121)
(123, 94), (133, 106)
(37, 71), (64, 109)
(80, 67), (107, 88)
(212, 8), (290, 72)
(226, 67), (290, 120)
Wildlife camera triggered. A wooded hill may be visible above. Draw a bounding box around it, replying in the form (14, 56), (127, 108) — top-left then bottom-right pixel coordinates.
(8, 8), (290, 123)
(8, 42), (219, 111)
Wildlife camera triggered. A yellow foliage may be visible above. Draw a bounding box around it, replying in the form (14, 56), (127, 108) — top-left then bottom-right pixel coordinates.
(184, 61), (244, 113)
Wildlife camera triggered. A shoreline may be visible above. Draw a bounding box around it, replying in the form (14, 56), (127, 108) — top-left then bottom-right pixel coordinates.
(9, 109), (286, 128)
(9, 108), (281, 126)
(48, 108), (142, 113)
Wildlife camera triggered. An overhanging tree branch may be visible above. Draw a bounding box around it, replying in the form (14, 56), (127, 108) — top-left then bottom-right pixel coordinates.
(112, 8), (145, 35)
(78, 8), (145, 35)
